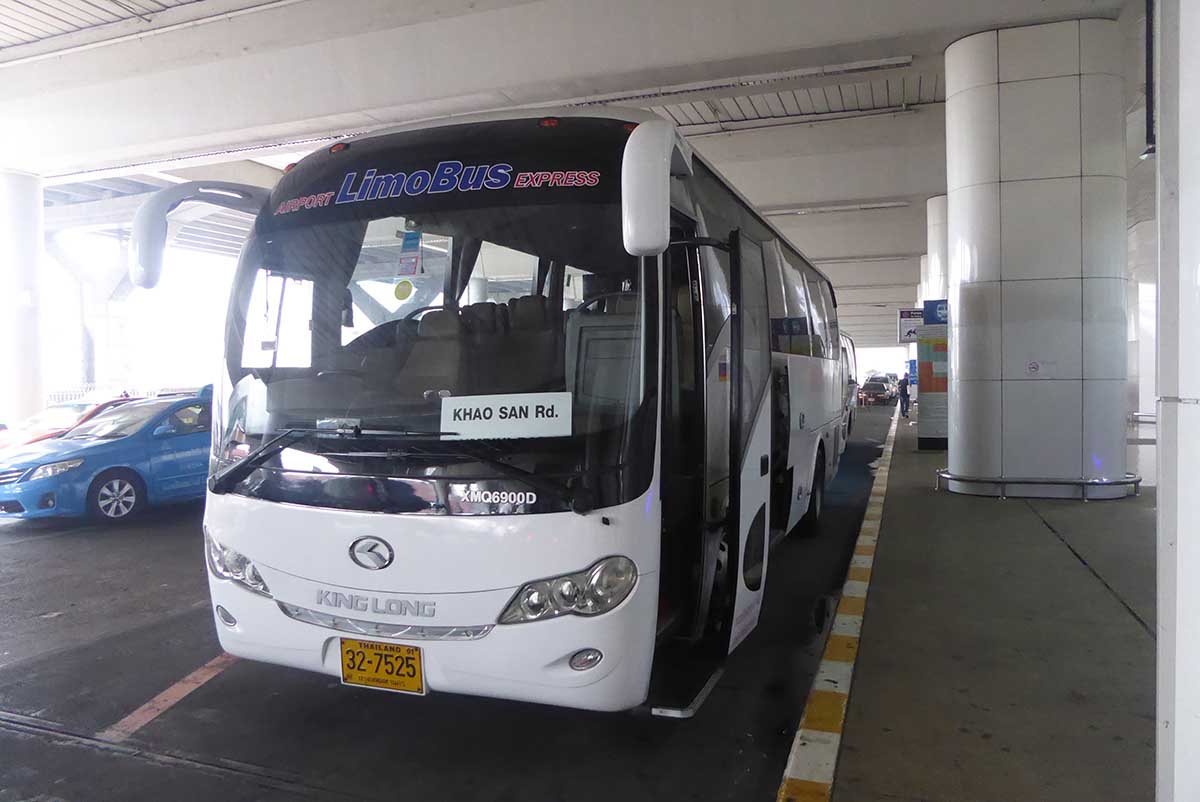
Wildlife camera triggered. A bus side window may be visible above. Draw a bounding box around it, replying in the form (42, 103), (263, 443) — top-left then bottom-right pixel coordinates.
(823, 282), (839, 353)
(779, 254), (812, 357)
(803, 266), (830, 359)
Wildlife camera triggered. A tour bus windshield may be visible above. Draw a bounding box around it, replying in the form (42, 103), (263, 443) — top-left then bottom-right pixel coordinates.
(216, 117), (658, 514)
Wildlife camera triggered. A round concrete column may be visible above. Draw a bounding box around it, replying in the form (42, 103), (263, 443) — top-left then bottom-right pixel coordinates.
(0, 169), (43, 424)
(944, 19), (1127, 498)
(925, 195), (948, 301)
(918, 254), (929, 302)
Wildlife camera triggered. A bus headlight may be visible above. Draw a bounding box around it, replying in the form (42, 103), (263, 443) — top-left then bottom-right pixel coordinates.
(205, 528), (272, 598)
(499, 556), (637, 624)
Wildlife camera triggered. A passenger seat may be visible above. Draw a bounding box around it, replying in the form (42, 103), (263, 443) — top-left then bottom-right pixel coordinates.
(497, 295), (564, 393)
(400, 309), (466, 399)
(461, 302), (509, 393)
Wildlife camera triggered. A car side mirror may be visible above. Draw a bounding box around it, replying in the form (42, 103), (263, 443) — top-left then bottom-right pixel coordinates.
(153, 423), (176, 438)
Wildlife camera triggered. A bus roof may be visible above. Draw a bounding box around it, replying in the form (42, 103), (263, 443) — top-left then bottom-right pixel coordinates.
(293, 104), (834, 291)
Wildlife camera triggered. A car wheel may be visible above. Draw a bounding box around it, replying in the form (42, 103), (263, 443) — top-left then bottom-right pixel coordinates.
(88, 470), (145, 521)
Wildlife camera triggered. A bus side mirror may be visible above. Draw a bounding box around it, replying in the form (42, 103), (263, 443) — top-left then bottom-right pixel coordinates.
(621, 120), (691, 257)
(130, 181), (272, 289)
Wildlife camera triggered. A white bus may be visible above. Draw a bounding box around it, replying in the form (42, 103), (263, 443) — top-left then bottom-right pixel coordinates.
(132, 107), (847, 714)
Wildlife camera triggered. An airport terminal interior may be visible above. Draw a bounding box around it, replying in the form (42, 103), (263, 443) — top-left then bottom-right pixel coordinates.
(0, 1), (1194, 800)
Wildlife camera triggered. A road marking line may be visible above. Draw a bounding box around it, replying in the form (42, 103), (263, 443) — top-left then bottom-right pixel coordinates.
(96, 652), (237, 743)
(778, 406), (899, 802)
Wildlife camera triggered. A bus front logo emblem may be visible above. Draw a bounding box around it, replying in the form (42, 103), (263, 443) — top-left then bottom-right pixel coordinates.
(349, 537), (394, 570)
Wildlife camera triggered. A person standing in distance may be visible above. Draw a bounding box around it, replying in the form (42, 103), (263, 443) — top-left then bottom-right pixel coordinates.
(898, 373), (911, 418)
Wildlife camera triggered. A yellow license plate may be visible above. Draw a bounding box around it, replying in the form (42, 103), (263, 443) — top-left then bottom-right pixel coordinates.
(339, 638), (425, 695)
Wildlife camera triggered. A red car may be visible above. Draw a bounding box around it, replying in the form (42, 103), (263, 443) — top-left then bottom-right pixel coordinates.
(0, 397), (138, 451)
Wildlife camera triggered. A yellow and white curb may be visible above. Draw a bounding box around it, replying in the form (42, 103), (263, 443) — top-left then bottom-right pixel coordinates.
(776, 407), (899, 802)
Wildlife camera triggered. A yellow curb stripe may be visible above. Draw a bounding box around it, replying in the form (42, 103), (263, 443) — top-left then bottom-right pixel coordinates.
(823, 634), (859, 662)
(777, 405), (899, 802)
(778, 778), (832, 802)
(837, 595), (866, 616)
(800, 690), (850, 733)
(846, 566), (871, 583)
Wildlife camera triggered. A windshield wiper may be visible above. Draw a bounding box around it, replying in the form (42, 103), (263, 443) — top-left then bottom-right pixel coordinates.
(209, 429), (314, 494)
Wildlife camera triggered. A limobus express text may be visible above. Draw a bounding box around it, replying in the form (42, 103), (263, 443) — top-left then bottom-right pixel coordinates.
(132, 107), (852, 714)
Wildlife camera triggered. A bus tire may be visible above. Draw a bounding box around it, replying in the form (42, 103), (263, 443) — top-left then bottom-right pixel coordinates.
(88, 469), (146, 522)
(798, 453), (825, 538)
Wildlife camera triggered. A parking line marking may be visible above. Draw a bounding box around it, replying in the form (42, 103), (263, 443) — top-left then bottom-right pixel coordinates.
(777, 406), (899, 802)
(96, 652), (237, 743)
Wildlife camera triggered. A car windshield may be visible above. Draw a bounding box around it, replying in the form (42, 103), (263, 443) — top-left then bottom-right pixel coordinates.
(18, 403), (91, 431)
(215, 117), (658, 512)
(65, 399), (174, 439)
(863, 383), (887, 392)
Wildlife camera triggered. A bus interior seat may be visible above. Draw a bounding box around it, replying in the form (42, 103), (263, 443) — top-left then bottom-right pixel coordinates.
(461, 301), (510, 392)
(400, 309), (466, 398)
(462, 301), (509, 337)
(500, 295), (564, 392)
(566, 301), (639, 418)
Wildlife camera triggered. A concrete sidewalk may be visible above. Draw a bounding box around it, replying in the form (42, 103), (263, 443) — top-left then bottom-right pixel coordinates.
(833, 417), (1155, 802)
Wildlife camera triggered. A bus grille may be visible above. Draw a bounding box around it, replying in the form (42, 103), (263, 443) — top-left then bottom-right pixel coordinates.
(277, 601), (493, 641)
(0, 469), (25, 485)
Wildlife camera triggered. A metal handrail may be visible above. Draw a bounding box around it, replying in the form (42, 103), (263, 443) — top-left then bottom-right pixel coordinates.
(935, 470), (1142, 501)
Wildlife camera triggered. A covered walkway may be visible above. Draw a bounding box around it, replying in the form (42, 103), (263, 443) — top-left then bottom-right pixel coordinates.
(826, 416), (1155, 801)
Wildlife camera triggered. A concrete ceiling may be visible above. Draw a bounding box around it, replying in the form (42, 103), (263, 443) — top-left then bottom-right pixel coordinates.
(8, 0), (1124, 346)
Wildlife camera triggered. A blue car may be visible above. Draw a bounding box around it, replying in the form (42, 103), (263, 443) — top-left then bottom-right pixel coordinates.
(0, 388), (212, 521)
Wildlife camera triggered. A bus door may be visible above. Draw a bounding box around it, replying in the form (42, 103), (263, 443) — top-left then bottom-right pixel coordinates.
(726, 230), (773, 652)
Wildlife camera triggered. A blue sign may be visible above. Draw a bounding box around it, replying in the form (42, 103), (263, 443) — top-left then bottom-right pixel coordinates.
(908, 358), (917, 386)
(923, 298), (948, 325)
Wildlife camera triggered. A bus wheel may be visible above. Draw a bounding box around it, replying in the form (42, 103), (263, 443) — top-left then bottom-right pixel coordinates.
(798, 455), (825, 538)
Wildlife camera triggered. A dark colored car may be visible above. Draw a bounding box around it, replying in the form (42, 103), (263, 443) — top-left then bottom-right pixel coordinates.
(858, 381), (891, 405)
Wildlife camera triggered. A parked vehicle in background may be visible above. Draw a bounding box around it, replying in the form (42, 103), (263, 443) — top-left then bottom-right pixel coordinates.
(0, 388), (212, 521)
(858, 380), (892, 406)
(840, 333), (858, 439)
(0, 396), (139, 452)
(864, 375), (892, 399)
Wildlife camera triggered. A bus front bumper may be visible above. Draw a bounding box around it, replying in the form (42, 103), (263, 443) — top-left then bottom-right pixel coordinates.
(206, 570), (659, 712)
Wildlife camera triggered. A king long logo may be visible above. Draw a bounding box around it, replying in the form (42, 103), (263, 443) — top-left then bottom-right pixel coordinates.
(274, 160), (601, 215)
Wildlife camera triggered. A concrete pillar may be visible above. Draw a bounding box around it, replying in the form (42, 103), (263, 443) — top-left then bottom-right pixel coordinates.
(0, 170), (43, 424)
(917, 254), (929, 303)
(1157, 1), (1200, 797)
(944, 19), (1128, 498)
(925, 195), (949, 301)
